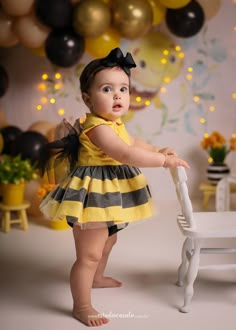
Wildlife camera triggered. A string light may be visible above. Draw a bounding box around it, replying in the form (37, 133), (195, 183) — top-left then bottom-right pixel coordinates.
(208, 105), (215, 112)
(232, 92), (236, 99)
(200, 117), (206, 124)
(54, 73), (62, 79)
(41, 73), (48, 80)
(163, 49), (169, 56)
(58, 108), (65, 116)
(36, 105), (42, 111)
(145, 100), (151, 106)
(160, 87), (167, 93)
(193, 95), (200, 102)
(186, 74), (192, 80)
(135, 96), (142, 102)
(50, 98), (56, 104)
(161, 58), (167, 64)
(40, 97), (48, 105)
(187, 67), (193, 72)
(37, 83), (47, 91)
(163, 76), (171, 83)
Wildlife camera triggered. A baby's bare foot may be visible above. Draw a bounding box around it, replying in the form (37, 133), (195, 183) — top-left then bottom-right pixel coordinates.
(93, 276), (122, 288)
(73, 306), (109, 327)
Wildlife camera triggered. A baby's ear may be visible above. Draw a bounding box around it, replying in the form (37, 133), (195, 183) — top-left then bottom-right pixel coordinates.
(82, 93), (91, 107)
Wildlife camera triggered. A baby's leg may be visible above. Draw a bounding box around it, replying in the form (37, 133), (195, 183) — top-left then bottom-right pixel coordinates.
(70, 226), (109, 327)
(93, 233), (122, 288)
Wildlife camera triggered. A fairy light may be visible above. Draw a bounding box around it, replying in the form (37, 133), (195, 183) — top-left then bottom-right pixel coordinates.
(163, 76), (171, 83)
(193, 95), (200, 103)
(37, 83), (47, 91)
(178, 52), (185, 59)
(204, 133), (209, 138)
(175, 45), (181, 51)
(208, 157), (213, 164)
(163, 49), (169, 56)
(58, 108), (65, 115)
(187, 67), (193, 72)
(232, 133), (236, 138)
(41, 73), (48, 80)
(186, 74), (192, 80)
(232, 92), (236, 99)
(209, 105), (215, 112)
(36, 104), (42, 111)
(54, 83), (62, 90)
(40, 97), (48, 105)
(160, 87), (167, 93)
(200, 117), (206, 124)
(135, 96), (142, 102)
(54, 73), (62, 79)
(50, 98), (56, 104)
(145, 100), (151, 106)
(161, 58), (167, 64)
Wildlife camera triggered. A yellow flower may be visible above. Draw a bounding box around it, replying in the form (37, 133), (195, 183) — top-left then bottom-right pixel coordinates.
(201, 131), (235, 163)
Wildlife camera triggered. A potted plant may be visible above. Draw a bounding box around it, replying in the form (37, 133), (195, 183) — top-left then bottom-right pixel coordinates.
(201, 131), (236, 183)
(0, 154), (38, 206)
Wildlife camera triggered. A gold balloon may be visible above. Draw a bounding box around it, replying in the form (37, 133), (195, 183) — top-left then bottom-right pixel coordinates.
(28, 121), (55, 136)
(158, 0), (191, 9)
(85, 28), (121, 58)
(1, 0), (34, 16)
(13, 11), (50, 48)
(148, 0), (166, 26)
(0, 9), (18, 47)
(73, 0), (111, 38)
(112, 0), (153, 40)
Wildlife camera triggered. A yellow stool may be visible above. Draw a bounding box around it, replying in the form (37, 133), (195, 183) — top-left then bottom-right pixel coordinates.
(0, 201), (30, 233)
(199, 183), (236, 210)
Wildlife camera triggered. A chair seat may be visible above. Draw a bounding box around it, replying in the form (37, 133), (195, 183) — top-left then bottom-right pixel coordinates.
(178, 211), (236, 238)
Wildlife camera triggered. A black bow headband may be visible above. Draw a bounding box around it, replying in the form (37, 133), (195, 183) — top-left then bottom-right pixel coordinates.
(100, 48), (136, 76)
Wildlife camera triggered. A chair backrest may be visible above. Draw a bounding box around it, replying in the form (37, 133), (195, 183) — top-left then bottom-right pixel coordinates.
(170, 166), (196, 229)
(216, 175), (236, 211)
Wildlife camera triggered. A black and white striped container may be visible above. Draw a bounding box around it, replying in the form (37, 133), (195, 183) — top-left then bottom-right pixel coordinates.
(206, 163), (230, 184)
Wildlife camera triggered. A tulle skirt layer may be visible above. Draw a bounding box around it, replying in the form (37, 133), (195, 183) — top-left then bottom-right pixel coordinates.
(40, 165), (153, 230)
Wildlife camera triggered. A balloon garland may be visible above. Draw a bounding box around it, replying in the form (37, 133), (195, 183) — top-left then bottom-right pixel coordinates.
(0, 0), (220, 68)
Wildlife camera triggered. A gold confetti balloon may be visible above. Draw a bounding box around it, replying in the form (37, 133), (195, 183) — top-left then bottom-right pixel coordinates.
(73, 0), (111, 38)
(112, 0), (153, 40)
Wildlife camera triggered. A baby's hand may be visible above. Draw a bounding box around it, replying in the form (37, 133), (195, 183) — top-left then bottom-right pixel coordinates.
(163, 155), (190, 169)
(158, 147), (177, 156)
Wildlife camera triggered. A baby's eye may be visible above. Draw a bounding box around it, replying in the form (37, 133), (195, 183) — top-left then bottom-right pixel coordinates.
(103, 86), (112, 92)
(120, 86), (128, 92)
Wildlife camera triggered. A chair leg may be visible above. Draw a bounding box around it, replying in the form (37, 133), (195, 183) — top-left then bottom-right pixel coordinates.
(179, 239), (202, 313)
(18, 210), (28, 230)
(4, 211), (10, 233)
(176, 238), (193, 287)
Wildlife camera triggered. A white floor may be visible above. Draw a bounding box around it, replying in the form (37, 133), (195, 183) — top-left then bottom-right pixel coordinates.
(1, 200), (236, 330)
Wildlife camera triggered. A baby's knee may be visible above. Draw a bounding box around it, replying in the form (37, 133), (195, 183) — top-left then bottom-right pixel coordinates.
(79, 250), (103, 266)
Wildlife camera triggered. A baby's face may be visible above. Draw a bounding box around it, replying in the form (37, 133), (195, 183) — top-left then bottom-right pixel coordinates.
(86, 67), (130, 122)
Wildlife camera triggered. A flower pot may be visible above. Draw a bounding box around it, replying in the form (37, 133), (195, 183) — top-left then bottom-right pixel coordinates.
(2, 183), (25, 206)
(206, 163), (230, 184)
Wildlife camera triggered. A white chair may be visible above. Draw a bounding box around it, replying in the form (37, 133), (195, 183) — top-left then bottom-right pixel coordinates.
(216, 175), (236, 211)
(170, 166), (236, 313)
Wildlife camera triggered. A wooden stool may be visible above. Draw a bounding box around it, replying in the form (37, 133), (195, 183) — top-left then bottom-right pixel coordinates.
(0, 201), (30, 233)
(199, 182), (236, 210)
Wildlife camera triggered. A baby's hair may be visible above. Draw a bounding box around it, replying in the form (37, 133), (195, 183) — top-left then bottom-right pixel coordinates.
(80, 60), (108, 94)
(79, 48), (136, 94)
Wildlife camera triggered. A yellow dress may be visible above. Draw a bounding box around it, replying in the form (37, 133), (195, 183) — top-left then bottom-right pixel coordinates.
(40, 113), (153, 232)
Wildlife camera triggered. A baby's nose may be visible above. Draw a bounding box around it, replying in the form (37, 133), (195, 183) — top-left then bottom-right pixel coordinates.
(114, 93), (121, 99)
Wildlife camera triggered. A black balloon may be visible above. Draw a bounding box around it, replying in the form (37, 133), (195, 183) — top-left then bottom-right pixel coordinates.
(45, 29), (85, 67)
(35, 0), (73, 29)
(0, 65), (9, 98)
(166, 0), (205, 38)
(0, 126), (22, 154)
(11, 131), (48, 167)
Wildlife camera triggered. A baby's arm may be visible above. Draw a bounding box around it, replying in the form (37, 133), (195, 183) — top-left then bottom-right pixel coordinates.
(87, 125), (189, 169)
(130, 136), (177, 156)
